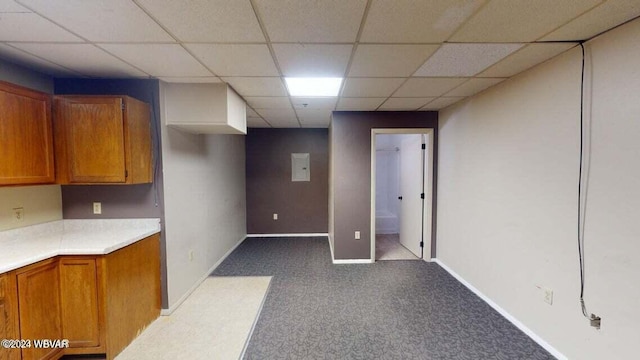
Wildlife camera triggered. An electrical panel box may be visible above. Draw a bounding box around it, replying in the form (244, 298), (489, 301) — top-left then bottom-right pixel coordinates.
(291, 153), (310, 182)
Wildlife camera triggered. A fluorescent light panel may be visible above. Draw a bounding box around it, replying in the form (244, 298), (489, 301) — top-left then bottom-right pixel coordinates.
(285, 77), (342, 97)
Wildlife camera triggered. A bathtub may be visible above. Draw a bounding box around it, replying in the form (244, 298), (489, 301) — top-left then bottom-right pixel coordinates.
(375, 210), (399, 234)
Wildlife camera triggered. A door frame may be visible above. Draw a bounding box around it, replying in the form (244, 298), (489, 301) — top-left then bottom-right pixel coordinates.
(371, 128), (434, 261)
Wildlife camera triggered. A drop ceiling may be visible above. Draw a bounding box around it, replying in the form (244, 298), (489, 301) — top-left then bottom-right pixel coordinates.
(1, 0), (639, 128)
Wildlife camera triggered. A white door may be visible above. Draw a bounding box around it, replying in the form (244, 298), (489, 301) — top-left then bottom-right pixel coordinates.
(399, 134), (424, 258)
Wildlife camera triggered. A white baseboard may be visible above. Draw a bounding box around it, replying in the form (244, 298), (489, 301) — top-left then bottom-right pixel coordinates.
(246, 233), (329, 237)
(161, 235), (247, 316)
(432, 259), (566, 360)
(332, 258), (374, 264)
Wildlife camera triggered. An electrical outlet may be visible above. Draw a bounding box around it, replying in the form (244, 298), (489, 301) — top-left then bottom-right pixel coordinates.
(13, 207), (24, 222)
(273, 213), (278, 220)
(93, 202), (102, 214)
(355, 231), (361, 240)
(543, 288), (553, 305)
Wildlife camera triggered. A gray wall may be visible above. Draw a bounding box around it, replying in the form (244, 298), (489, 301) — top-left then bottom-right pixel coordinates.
(55, 79), (164, 220)
(0, 58), (53, 93)
(246, 128), (328, 234)
(330, 111), (438, 260)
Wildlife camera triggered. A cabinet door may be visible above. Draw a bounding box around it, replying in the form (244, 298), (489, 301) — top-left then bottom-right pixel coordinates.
(59, 258), (101, 349)
(0, 81), (54, 185)
(17, 259), (63, 360)
(56, 97), (126, 183)
(0, 273), (20, 360)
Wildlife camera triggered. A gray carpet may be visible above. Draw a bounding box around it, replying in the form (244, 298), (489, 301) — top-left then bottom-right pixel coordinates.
(212, 237), (554, 360)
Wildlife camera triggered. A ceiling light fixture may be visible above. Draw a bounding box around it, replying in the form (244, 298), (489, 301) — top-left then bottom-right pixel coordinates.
(285, 77), (342, 97)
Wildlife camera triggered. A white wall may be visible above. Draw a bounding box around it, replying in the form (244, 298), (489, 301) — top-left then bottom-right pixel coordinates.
(159, 82), (247, 310)
(0, 58), (61, 231)
(437, 18), (640, 360)
(375, 134), (400, 234)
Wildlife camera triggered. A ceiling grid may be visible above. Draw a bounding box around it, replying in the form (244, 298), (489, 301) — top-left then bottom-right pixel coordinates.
(1, 0), (638, 127)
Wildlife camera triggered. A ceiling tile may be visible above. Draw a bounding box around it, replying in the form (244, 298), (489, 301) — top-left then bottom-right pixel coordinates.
(273, 44), (352, 77)
(379, 97), (435, 111)
(244, 96), (291, 109)
(541, 0), (640, 41)
(393, 78), (467, 97)
(247, 117), (272, 128)
(136, 0), (265, 42)
(296, 108), (332, 121)
(414, 43), (523, 77)
(297, 109), (332, 128)
(361, 0), (485, 43)
(301, 119), (330, 128)
(99, 44), (210, 77)
(341, 78), (406, 97)
(478, 43), (575, 78)
(186, 44), (278, 76)
(158, 76), (222, 83)
(246, 107), (260, 117)
(0, 43), (79, 76)
(253, 0), (367, 42)
(0, 13), (82, 42)
(0, 1), (29, 12)
(445, 78), (505, 97)
(268, 118), (300, 128)
(421, 97), (466, 110)
(222, 77), (287, 97)
(20, 0), (174, 42)
(291, 97), (337, 110)
(336, 97), (386, 110)
(9, 43), (148, 77)
(349, 45), (439, 77)
(301, 122), (329, 128)
(449, 0), (602, 42)
(255, 107), (296, 121)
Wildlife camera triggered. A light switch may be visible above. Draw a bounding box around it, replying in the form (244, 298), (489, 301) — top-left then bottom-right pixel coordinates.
(355, 231), (361, 240)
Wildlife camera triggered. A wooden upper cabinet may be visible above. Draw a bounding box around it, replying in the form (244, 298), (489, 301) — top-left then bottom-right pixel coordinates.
(54, 96), (153, 184)
(0, 81), (55, 185)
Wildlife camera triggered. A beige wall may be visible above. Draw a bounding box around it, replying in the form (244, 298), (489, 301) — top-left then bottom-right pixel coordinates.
(437, 19), (640, 360)
(0, 59), (61, 231)
(159, 82), (247, 311)
(0, 185), (62, 231)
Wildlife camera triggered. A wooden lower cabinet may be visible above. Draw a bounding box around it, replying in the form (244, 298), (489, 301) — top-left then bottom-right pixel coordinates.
(59, 258), (104, 353)
(0, 273), (20, 360)
(0, 233), (160, 360)
(16, 259), (63, 360)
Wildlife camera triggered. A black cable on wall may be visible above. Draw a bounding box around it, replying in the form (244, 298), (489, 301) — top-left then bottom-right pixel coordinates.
(577, 42), (600, 329)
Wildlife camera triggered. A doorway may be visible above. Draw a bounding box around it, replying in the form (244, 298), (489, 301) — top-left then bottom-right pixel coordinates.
(371, 129), (434, 261)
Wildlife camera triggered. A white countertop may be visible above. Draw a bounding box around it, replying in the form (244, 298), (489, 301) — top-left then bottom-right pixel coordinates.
(0, 218), (161, 273)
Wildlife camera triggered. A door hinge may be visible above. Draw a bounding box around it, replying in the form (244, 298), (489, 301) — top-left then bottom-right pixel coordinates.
(421, 143), (426, 150)
(121, 102), (125, 110)
(420, 241), (424, 248)
(420, 193), (425, 199)
(125, 169), (128, 178)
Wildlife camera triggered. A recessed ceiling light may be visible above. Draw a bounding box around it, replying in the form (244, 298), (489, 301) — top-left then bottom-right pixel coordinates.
(284, 77), (342, 97)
